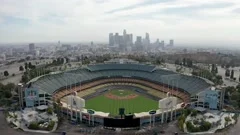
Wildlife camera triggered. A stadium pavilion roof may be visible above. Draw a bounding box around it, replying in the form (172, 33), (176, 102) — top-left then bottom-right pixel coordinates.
(29, 63), (211, 96)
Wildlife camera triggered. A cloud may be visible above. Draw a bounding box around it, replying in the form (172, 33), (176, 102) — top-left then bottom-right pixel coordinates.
(233, 8), (240, 13)
(0, 0), (240, 45)
(106, 0), (176, 14)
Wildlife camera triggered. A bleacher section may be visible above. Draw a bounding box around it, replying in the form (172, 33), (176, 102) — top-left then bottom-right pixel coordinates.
(30, 64), (211, 101)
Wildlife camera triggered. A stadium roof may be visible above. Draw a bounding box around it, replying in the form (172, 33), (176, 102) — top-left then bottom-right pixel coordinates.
(29, 64), (211, 96)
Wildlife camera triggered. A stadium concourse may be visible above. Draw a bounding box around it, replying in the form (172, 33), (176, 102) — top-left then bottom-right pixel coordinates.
(25, 63), (212, 127)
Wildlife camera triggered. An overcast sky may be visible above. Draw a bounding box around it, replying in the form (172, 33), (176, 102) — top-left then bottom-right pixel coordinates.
(0, 0), (240, 46)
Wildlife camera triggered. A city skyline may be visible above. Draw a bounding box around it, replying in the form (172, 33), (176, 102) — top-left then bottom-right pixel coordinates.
(0, 0), (240, 46)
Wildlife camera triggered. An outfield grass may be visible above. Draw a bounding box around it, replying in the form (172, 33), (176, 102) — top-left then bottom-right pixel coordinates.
(85, 90), (158, 116)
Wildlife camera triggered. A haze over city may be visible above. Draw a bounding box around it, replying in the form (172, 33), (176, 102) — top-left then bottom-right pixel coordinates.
(0, 0), (240, 47)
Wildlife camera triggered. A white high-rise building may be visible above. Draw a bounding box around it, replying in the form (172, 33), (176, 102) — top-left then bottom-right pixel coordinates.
(1, 54), (6, 61)
(35, 50), (40, 57)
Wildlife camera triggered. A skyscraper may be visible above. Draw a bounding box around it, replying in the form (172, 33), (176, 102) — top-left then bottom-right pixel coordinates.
(119, 35), (125, 51)
(161, 40), (165, 48)
(169, 39), (174, 46)
(145, 33), (150, 44)
(143, 33), (150, 50)
(123, 29), (126, 36)
(29, 43), (35, 52)
(113, 33), (119, 47)
(130, 34), (133, 45)
(135, 36), (143, 51)
(109, 30), (133, 50)
(109, 33), (114, 46)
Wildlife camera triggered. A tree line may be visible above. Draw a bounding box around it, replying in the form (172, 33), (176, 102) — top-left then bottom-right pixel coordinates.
(175, 58), (193, 67)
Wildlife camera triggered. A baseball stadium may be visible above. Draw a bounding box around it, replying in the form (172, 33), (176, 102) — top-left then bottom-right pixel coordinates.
(26, 63), (212, 128)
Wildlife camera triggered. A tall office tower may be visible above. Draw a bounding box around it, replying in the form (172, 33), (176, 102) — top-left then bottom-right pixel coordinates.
(29, 43), (35, 52)
(130, 34), (133, 45)
(119, 35), (125, 51)
(169, 39), (174, 46)
(144, 33), (150, 51)
(161, 40), (165, 48)
(135, 36), (143, 51)
(123, 29), (126, 36)
(125, 34), (131, 46)
(123, 29), (127, 50)
(114, 33), (120, 46)
(109, 33), (114, 46)
(145, 33), (150, 44)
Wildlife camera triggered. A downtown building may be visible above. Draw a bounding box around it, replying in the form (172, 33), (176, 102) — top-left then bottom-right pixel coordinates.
(109, 29), (133, 51)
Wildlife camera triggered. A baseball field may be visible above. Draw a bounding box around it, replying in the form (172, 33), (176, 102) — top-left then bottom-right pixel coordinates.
(85, 89), (158, 116)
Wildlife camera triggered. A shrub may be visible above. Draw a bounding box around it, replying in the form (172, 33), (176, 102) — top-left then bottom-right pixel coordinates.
(200, 121), (211, 131)
(47, 121), (55, 131)
(177, 114), (186, 131)
(47, 107), (53, 115)
(186, 121), (194, 132)
(28, 122), (39, 130)
(191, 110), (198, 117)
(225, 117), (231, 122)
(193, 120), (199, 125)
(186, 120), (211, 132)
(183, 108), (192, 116)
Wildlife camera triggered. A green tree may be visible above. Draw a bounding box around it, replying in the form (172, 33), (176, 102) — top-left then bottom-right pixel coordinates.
(200, 121), (211, 131)
(4, 91), (12, 98)
(47, 107), (53, 114)
(19, 66), (24, 71)
(52, 59), (57, 64)
(47, 121), (55, 131)
(28, 62), (32, 69)
(156, 59), (161, 65)
(187, 59), (193, 67)
(215, 66), (218, 73)
(191, 110), (198, 117)
(225, 69), (230, 77)
(4, 70), (9, 77)
(175, 59), (180, 65)
(183, 58), (186, 66)
(65, 57), (70, 63)
(230, 69), (234, 79)
(24, 62), (28, 70)
(28, 122), (39, 130)
(211, 64), (218, 74)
